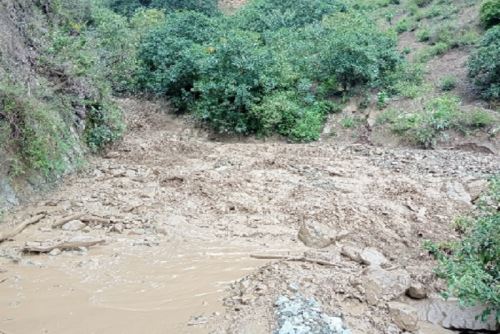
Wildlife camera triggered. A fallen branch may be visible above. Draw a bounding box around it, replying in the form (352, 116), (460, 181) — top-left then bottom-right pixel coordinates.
(0, 214), (46, 243)
(23, 239), (105, 253)
(51, 213), (86, 228)
(250, 254), (339, 267)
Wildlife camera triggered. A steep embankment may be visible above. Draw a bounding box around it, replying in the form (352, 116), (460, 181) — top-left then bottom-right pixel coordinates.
(0, 0), (122, 210)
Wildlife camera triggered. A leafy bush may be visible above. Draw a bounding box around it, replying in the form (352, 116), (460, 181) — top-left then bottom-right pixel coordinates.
(107, 0), (219, 16)
(468, 26), (500, 101)
(137, 11), (218, 109)
(425, 177), (500, 321)
(233, 0), (342, 32)
(440, 76), (457, 91)
(136, 1), (403, 140)
(319, 13), (401, 91)
(480, 0), (500, 29)
(0, 82), (74, 176)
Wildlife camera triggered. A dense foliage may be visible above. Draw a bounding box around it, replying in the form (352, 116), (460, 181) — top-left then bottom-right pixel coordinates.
(468, 26), (500, 102)
(426, 177), (500, 321)
(136, 0), (402, 140)
(480, 0), (500, 29)
(107, 0), (219, 16)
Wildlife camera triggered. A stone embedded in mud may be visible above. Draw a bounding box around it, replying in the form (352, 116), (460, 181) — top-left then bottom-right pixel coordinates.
(388, 302), (419, 332)
(49, 248), (61, 256)
(414, 297), (498, 331)
(62, 220), (86, 231)
(341, 245), (362, 263)
(275, 295), (351, 334)
(362, 267), (411, 305)
(111, 223), (124, 234)
(407, 283), (427, 300)
(444, 182), (472, 206)
(359, 248), (388, 267)
(298, 220), (336, 249)
(466, 179), (489, 202)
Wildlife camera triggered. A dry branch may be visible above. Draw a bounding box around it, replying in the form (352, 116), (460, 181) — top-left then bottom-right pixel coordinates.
(23, 239), (106, 253)
(51, 213), (86, 228)
(0, 214), (46, 243)
(250, 254), (339, 267)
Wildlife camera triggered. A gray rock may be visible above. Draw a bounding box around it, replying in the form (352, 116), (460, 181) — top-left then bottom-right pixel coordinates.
(111, 222), (124, 234)
(0, 178), (19, 208)
(360, 248), (388, 267)
(341, 245), (361, 263)
(62, 220), (86, 231)
(388, 302), (419, 332)
(466, 179), (489, 202)
(298, 221), (335, 249)
(49, 248), (61, 256)
(407, 283), (427, 300)
(275, 295), (351, 334)
(445, 182), (471, 206)
(414, 297), (498, 331)
(362, 267), (411, 305)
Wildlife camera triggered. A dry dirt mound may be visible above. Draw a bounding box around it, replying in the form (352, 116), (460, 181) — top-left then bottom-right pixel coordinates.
(0, 98), (498, 333)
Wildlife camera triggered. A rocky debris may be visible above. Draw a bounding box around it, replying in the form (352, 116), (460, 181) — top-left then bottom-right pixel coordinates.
(407, 283), (427, 300)
(275, 295), (351, 334)
(444, 182), (472, 206)
(388, 302), (419, 332)
(359, 248), (388, 267)
(362, 267), (411, 305)
(341, 245), (362, 263)
(110, 222), (124, 234)
(48, 248), (61, 256)
(466, 179), (489, 202)
(298, 221), (349, 249)
(414, 297), (498, 331)
(62, 220), (86, 231)
(298, 221), (335, 248)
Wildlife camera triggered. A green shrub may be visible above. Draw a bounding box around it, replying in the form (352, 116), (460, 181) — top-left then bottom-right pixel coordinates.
(480, 0), (500, 29)
(85, 98), (125, 152)
(107, 0), (219, 16)
(440, 76), (457, 91)
(193, 30), (277, 134)
(468, 26), (500, 101)
(137, 11), (218, 108)
(233, 0), (341, 32)
(413, 0), (433, 7)
(320, 13), (401, 91)
(0, 82), (73, 176)
(135, 0), (402, 139)
(425, 177), (500, 321)
(416, 27), (431, 42)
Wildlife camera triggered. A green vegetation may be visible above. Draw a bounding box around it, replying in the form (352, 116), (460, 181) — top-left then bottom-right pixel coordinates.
(425, 177), (500, 321)
(439, 75), (458, 91)
(137, 1), (402, 140)
(480, 0), (500, 29)
(378, 95), (495, 147)
(468, 26), (500, 102)
(0, 82), (73, 176)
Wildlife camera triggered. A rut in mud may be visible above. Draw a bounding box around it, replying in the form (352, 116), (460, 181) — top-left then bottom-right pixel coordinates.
(0, 99), (499, 334)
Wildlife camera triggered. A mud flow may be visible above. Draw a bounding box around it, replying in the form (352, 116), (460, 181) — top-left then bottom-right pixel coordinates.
(0, 99), (498, 333)
(0, 241), (265, 334)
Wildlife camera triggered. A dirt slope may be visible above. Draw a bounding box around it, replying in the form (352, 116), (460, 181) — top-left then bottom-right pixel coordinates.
(0, 99), (498, 333)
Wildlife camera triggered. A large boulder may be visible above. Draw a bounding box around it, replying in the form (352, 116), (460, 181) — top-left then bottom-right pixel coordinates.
(414, 297), (498, 331)
(359, 247), (388, 267)
(298, 221), (337, 249)
(362, 267), (411, 305)
(388, 302), (419, 332)
(444, 182), (471, 206)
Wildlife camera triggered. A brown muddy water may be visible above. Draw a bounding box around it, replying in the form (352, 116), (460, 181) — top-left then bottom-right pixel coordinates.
(0, 242), (265, 334)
